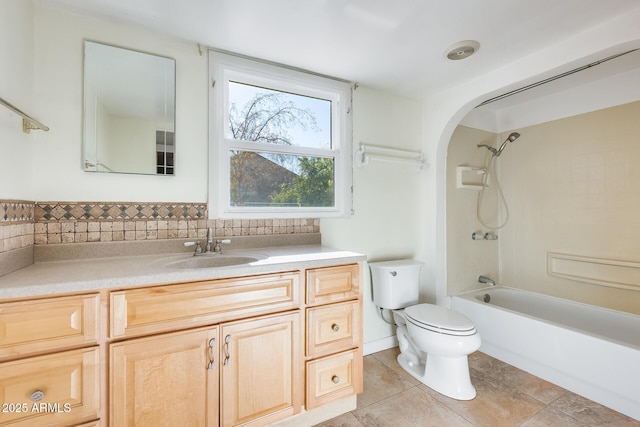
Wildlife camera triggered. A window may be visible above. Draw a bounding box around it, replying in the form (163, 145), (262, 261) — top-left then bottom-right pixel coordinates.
(156, 130), (174, 175)
(209, 51), (353, 218)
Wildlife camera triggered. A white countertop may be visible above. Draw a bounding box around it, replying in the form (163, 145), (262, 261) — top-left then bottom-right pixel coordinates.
(0, 245), (366, 299)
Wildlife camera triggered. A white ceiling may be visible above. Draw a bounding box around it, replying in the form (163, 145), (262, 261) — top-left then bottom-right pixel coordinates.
(37, 0), (640, 100)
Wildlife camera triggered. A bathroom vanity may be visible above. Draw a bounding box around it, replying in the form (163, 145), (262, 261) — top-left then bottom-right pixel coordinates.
(0, 243), (364, 427)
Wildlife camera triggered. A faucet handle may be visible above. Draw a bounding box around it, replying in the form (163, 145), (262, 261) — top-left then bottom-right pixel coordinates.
(184, 240), (202, 254)
(213, 239), (231, 253)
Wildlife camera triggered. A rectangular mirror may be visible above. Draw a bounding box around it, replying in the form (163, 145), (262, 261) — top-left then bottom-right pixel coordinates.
(83, 41), (176, 175)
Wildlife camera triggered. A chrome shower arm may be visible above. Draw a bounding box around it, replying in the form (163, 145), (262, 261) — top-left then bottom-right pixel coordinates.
(477, 144), (498, 155)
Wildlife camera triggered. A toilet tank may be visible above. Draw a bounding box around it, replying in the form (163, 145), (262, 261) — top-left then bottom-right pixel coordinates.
(369, 259), (423, 309)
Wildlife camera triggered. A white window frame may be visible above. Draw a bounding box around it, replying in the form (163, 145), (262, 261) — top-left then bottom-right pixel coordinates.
(208, 51), (353, 219)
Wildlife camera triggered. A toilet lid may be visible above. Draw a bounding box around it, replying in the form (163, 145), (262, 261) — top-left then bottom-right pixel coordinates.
(404, 304), (476, 336)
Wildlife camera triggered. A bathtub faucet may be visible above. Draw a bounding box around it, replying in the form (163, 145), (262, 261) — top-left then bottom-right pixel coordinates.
(478, 275), (496, 286)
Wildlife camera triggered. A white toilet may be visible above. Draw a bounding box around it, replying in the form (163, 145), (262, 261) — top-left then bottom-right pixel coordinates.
(370, 259), (481, 400)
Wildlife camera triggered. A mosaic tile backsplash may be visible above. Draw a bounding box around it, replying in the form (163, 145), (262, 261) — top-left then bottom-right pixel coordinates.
(0, 201), (34, 253)
(0, 200), (319, 253)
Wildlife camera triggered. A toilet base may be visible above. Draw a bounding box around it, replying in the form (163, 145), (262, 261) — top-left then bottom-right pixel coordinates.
(397, 352), (477, 400)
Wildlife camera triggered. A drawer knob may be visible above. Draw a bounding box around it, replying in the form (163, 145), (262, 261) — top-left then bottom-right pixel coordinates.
(331, 375), (340, 384)
(332, 324), (340, 332)
(30, 390), (45, 402)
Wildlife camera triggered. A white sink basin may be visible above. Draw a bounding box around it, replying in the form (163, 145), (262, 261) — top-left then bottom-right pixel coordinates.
(166, 254), (266, 269)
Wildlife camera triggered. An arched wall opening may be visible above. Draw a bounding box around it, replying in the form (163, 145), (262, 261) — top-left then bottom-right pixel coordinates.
(419, 9), (640, 308)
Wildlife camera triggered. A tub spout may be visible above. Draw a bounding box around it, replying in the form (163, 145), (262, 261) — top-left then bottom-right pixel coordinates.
(478, 275), (495, 286)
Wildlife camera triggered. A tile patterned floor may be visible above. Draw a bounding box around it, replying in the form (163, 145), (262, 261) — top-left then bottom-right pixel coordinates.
(315, 348), (640, 427)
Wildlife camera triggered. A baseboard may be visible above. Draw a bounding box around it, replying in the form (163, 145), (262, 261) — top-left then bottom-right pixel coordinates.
(363, 336), (398, 356)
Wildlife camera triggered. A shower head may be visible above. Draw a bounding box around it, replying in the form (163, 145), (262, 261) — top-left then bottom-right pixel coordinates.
(507, 132), (521, 142)
(495, 132), (521, 156)
(477, 132), (521, 157)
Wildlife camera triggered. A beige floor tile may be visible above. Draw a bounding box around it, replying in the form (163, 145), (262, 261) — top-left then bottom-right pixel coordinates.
(314, 411), (364, 427)
(353, 387), (471, 427)
(370, 347), (420, 386)
(419, 371), (546, 427)
(357, 354), (416, 409)
(549, 392), (640, 427)
(320, 350), (640, 427)
(479, 363), (567, 404)
(520, 406), (585, 427)
(468, 351), (511, 374)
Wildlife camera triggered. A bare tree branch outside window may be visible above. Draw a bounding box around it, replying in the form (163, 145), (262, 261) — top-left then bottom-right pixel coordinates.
(227, 85), (334, 208)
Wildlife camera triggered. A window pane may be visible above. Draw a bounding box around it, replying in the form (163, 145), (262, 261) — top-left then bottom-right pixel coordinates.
(228, 81), (331, 149)
(229, 150), (335, 208)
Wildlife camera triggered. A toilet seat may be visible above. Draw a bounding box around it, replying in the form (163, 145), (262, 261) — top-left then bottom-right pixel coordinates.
(404, 304), (476, 336)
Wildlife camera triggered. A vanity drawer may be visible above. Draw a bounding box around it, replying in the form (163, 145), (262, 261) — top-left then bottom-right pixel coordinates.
(0, 347), (100, 427)
(306, 264), (360, 305)
(110, 271), (300, 338)
(0, 294), (99, 360)
(306, 300), (360, 358)
(306, 348), (363, 409)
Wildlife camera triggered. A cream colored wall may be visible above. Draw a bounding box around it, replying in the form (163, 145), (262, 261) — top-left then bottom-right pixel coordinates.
(446, 126), (500, 296)
(3, 7), (424, 351)
(499, 101), (640, 314)
(0, 1), (35, 199)
(31, 6), (208, 202)
(321, 86), (424, 348)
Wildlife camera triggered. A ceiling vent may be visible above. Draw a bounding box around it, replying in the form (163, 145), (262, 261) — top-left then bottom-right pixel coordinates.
(445, 40), (480, 61)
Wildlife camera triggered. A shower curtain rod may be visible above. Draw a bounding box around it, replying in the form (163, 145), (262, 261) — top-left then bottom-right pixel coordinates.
(0, 95), (49, 134)
(477, 49), (638, 107)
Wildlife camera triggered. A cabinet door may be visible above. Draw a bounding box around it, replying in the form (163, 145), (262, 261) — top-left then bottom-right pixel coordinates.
(220, 311), (301, 427)
(110, 327), (219, 427)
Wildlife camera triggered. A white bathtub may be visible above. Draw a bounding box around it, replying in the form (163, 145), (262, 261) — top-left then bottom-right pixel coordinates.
(451, 287), (640, 421)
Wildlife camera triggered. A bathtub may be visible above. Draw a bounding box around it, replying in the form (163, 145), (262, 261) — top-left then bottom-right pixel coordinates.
(451, 287), (640, 421)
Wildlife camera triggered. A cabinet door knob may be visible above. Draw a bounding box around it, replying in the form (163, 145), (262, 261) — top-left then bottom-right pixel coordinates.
(331, 375), (340, 384)
(332, 324), (340, 332)
(30, 390), (45, 402)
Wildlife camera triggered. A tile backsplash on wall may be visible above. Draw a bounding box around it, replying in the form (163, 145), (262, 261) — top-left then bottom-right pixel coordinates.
(0, 200), (319, 252)
(0, 200), (34, 253)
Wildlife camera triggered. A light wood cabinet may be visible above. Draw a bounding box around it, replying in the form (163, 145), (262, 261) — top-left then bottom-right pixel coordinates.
(0, 259), (363, 427)
(220, 311), (302, 427)
(0, 347), (100, 427)
(306, 300), (360, 358)
(306, 348), (362, 409)
(109, 326), (219, 427)
(0, 293), (99, 360)
(110, 271), (300, 339)
(306, 264), (360, 306)
(0, 293), (101, 427)
(109, 311), (302, 427)
(108, 271), (306, 427)
(304, 264), (363, 410)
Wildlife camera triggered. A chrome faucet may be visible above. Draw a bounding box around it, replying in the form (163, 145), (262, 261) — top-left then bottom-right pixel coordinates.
(478, 275), (496, 286)
(184, 228), (231, 255)
(205, 227), (213, 253)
